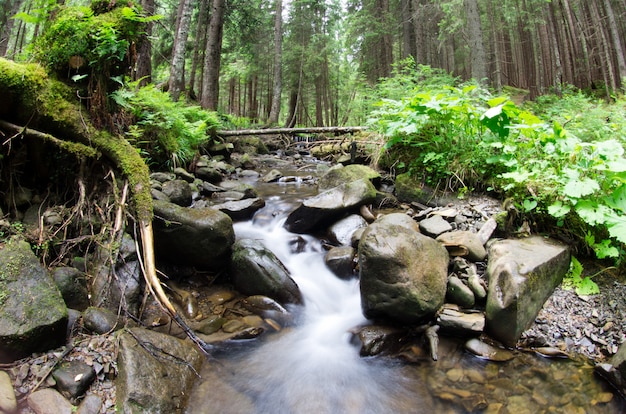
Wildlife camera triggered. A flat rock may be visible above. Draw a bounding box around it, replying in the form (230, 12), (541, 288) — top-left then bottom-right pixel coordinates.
(419, 215), (453, 238)
(437, 304), (485, 335)
(28, 388), (73, 414)
(465, 338), (514, 362)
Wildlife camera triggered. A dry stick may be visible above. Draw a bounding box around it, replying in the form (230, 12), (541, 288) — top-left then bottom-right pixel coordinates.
(137, 220), (211, 355)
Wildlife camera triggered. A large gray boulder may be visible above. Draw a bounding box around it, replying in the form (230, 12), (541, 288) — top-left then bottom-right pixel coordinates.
(153, 200), (235, 269)
(231, 239), (303, 306)
(211, 197), (266, 221)
(116, 328), (204, 413)
(284, 178), (377, 234)
(358, 213), (449, 324)
(317, 164), (381, 192)
(0, 237), (68, 362)
(485, 237), (570, 347)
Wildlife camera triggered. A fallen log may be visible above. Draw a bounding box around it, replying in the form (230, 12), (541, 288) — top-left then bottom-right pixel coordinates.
(216, 126), (367, 137)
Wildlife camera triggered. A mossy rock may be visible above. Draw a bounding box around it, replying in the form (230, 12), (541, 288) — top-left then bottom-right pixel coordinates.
(318, 164), (381, 192)
(0, 237), (68, 362)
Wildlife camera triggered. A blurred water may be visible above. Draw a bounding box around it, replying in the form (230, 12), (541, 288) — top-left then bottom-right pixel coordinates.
(186, 178), (624, 414)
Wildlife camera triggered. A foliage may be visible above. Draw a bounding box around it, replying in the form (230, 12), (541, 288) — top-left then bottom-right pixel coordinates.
(30, 2), (159, 76)
(371, 65), (626, 275)
(111, 80), (221, 168)
(368, 64), (500, 190)
(562, 257), (600, 296)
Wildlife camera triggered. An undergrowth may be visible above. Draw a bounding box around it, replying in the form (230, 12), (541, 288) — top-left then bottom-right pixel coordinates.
(369, 62), (626, 281)
(111, 79), (221, 168)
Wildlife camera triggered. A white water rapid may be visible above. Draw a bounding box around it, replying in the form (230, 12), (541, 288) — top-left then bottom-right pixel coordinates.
(186, 193), (427, 414)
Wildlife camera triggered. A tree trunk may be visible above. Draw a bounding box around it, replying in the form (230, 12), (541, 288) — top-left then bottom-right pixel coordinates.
(188, 0), (209, 99)
(132, 0), (155, 87)
(169, 0), (194, 101)
(268, 0), (283, 125)
(200, 0), (226, 111)
(464, 0), (487, 82)
(602, 0), (626, 88)
(0, 0), (23, 57)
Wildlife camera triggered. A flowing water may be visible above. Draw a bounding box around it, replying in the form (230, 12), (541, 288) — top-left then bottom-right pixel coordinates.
(186, 175), (625, 414)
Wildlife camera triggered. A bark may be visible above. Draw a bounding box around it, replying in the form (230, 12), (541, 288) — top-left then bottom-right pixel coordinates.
(133, 0), (155, 86)
(602, 0), (626, 88)
(0, 0), (23, 57)
(464, 0), (487, 82)
(188, 0), (209, 99)
(267, 0), (283, 125)
(169, 0), (194, 101)
(200, 0), (226, 110)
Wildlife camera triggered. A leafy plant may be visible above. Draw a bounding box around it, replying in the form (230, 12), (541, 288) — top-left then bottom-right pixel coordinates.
(562, 257), (601, 296)
(111, 80), (221, 168)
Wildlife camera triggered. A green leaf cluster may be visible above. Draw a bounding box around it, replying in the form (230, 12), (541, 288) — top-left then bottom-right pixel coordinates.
(30, 2), (158, 75)
(111, 80), (221, 168)
(370, 65), (626, 274)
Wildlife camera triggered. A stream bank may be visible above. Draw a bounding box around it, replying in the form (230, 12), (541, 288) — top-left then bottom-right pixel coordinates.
(1, 142), (625, 413)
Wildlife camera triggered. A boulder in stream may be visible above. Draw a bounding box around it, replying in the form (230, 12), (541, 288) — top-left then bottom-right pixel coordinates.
(231, 239), (303, 306)
(284, 178), (377, 234)
(153, 199), (235, 269)
(0, 237), (68, 362)
(317, 164), (381, 192)
(116, 327), (204, 413)
(485, 236), (570, 347)
(358, 213), (449, 324)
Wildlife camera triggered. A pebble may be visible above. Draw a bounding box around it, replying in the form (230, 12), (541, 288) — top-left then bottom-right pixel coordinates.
(0, 370), (17, 413)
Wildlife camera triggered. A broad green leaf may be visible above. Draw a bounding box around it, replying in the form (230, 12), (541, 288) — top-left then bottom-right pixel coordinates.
(576, 277), (600, 296)
(574, 200), (610, 225)
(593, 239), (619, 259)
(563, 177), (599, 198)
(606, 214), (626, 244)
(483, 104), (503, 119)
(605, 184), (626, 213)
(522, 199), (537, 212)
(607, 159), (626, 172)
(547, 201), (570, 217)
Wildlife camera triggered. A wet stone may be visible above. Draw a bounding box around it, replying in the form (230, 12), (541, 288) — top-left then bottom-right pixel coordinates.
(82, 307), (120, 334)
(465, 339), (514, 362)
(446, 276), (475, 308)
(52, 360), (96, 400)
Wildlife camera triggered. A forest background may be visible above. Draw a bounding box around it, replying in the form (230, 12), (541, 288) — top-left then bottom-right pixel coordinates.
(1, 0), (626, 286)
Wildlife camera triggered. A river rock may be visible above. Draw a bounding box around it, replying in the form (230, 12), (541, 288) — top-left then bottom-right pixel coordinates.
(161, 179), (193, 206)
(76, 394), (103, 414)
(211, 197), (266, 221)
(116, 328), (204, 413)
(52, 360), (96, 400)
(27, 388), (73, 414)
(173, 167), (195, 183)
(82, 307), (120, 334)
(263, 169), (283, 182)
(436, 231), (487, 262)
(465, 338), (514, 362)
(0, 370), (17, 413)
(52, 266), (90, 311)
(419, 215), (453, 238)
(284, 178), (377, 233)
(328, 214), (368, 246)
(485, 237), (570, 347)
(0, 237), (67, 362)
(324, 246), (356, 279)
(595, 342), (626, 397)
(437, 304), (485, 335)
(446, 276), (475, 308)
(153, 199), (235, 269)
(317, 164), (381, 192)
(231, 239), (303, 305)
(90, 237), (142, 316)
(351, 325), (406, 356)
(359, 213), (449, 324)
(185, 367), (256, 414)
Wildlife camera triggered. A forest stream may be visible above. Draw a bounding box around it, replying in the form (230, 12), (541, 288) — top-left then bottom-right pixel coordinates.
(182, 171), (626, 414)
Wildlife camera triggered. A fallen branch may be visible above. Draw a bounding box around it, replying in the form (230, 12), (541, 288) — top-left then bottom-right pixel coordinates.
(215, 126), (366, 137)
